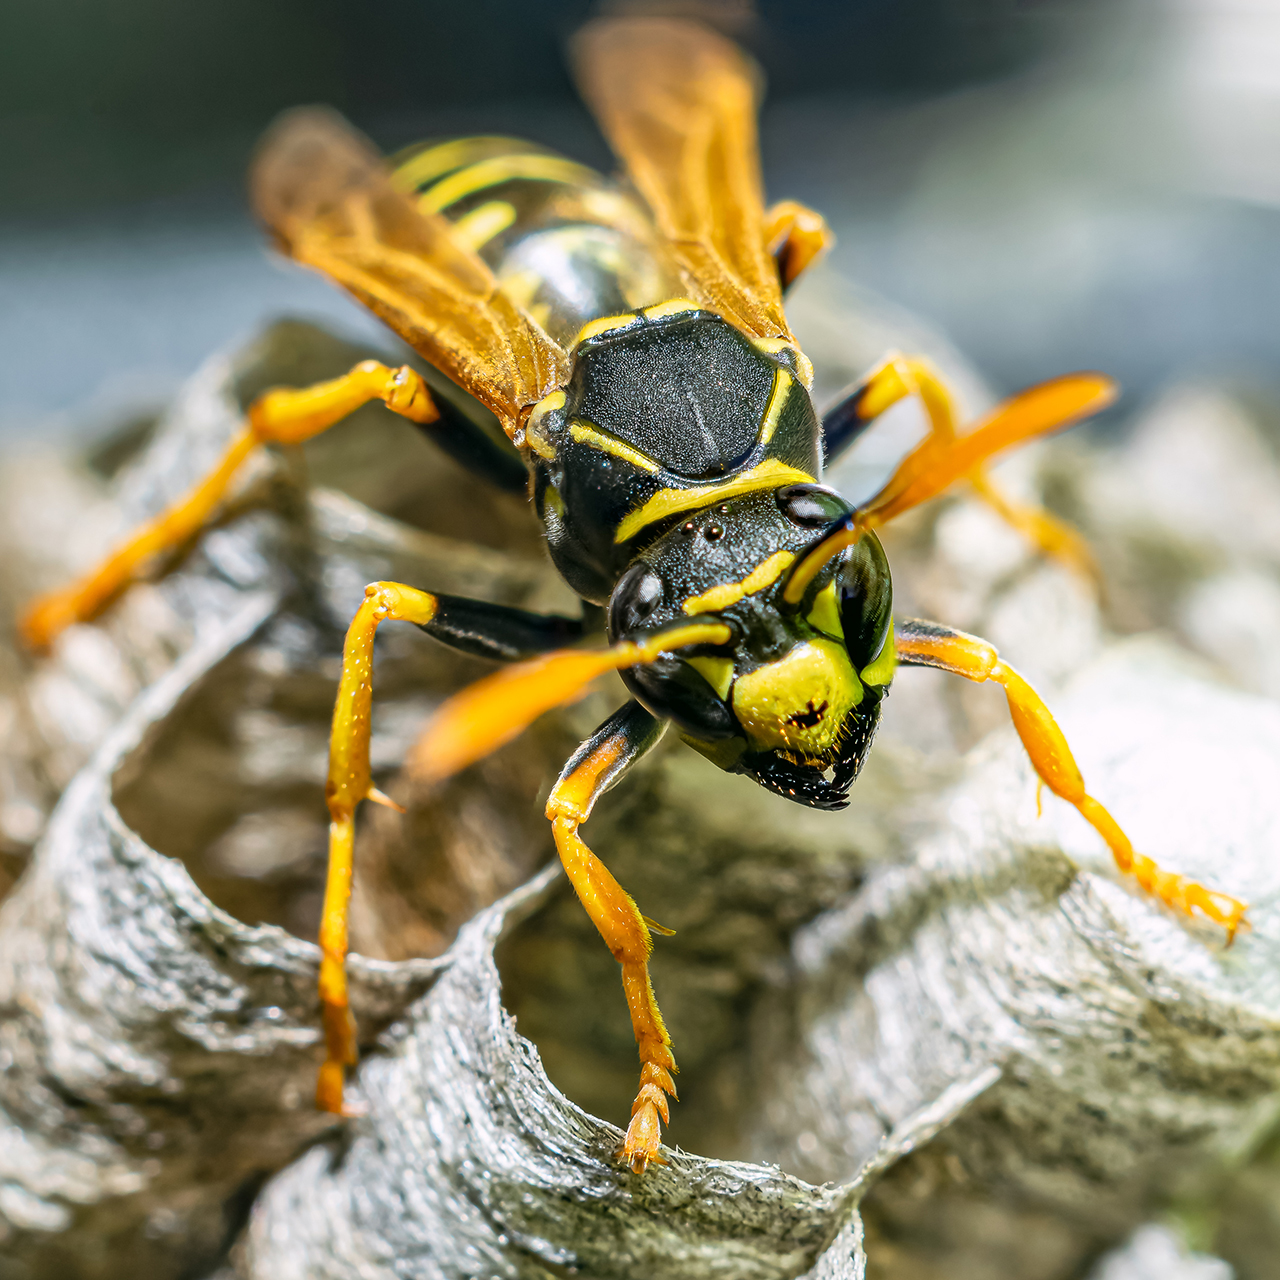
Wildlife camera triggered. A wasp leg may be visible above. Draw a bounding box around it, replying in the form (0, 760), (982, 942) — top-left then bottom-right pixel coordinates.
(545, 700), (674, 1174)
(823, 354), (1098, 582)
(416, 392), (528, 493)
(417, 593), (585, 661)
(320, 580), (587, 1115)
(18, 359), (523, 649)
(895, 618), (1249, 941)
(764, 199), (834, 292)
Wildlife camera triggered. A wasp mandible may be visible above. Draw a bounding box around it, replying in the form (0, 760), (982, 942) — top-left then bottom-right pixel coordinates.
(20, 17), (1248, 1174)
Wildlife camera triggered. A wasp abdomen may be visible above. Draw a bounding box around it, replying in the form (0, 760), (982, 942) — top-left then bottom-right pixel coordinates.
(393, 136), (678, 346)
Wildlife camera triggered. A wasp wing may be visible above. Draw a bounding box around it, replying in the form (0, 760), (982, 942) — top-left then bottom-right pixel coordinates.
(251, 108), (570, 437)
(572, 17), (791, 343)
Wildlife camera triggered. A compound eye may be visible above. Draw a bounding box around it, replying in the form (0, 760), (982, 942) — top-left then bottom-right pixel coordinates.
(609, 563), (665, 636)
(837, 530), (893, 669)
(776, 484), (852, 529)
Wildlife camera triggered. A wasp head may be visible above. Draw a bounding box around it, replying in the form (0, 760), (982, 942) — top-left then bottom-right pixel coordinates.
(608, 485), (894, 809)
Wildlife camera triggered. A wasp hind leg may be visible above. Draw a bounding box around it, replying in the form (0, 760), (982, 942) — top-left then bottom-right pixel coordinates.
(18, 359), (524, 649)
(544, 700), (675, 1173)
(823, 355), (1099, 583)
(895, 618), (1249, 940)
(319, 582), (586, 1115)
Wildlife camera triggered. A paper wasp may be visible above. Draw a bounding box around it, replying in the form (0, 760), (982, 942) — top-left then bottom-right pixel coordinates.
(19, 17), (1248, 1174)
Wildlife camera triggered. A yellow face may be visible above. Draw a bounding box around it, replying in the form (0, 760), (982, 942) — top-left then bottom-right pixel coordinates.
(729, 638), (863, 757)
(609, 488), (895, 807)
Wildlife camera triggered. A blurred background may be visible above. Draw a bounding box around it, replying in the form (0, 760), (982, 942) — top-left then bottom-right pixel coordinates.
(5, 0), (1280, 443)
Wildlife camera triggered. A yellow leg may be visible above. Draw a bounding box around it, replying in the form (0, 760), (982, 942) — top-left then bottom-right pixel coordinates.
(546, 720), (676, 1174)
(896, 621), (1249, 941)
(18, 361), (440, 650)
(852, 355), (1098, 582)
(318, 580), (437, 1114)
(321, 591), (706, 1115)
(764, 199), (834, 290)
(967, 468), (1099, 583)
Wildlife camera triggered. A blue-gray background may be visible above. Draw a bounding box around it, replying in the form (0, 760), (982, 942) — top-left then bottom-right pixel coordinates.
(5, 0), (1280, 441)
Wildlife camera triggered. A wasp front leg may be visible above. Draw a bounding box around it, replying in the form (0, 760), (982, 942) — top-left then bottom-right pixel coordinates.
(18, 359), (523, 650)
(895, 618), (1249, 940)
(544, 700), (675, 1173)
(319, 582), (585, 1114)
(823, 354), (1099, 583)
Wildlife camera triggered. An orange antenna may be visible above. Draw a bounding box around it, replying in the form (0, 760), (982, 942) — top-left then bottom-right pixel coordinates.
(784, 372), (1118, 608)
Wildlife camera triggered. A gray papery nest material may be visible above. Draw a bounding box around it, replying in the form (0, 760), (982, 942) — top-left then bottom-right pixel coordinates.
(1, 304), (1278, 1279)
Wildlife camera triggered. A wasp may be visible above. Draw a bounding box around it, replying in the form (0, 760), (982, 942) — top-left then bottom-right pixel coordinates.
(20, 17), (1248, 1173)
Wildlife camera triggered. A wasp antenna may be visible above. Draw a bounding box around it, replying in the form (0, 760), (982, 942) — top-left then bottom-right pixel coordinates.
(782, 514), (866, 606)
(407, 621), (731, 785)
(857, 373), (1118, 534)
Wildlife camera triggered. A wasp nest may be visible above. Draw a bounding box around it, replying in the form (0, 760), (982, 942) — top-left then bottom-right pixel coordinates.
(1, 283), (1278, 1279)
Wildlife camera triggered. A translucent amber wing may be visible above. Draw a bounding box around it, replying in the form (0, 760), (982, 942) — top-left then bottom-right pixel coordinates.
(572, 17), (791, 342)
(251, 108), (570, 436)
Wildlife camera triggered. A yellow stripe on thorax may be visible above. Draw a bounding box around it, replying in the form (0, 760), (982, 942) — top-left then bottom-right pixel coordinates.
(569, 299), (704, 351)
(642, 298), (704, 322)
(758, 368), (792, 445)
(752, 337), (816, 391)
(525, 390), (565, 461)
(418, 154), (595, 214)
(571, 313), (642, 348)
(569, 421), (660, 473)
(682, 550), (795, 615)
(614, 459), (815, 544)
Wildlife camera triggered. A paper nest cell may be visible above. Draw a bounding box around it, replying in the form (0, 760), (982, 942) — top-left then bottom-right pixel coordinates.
(1, 290), (1277, 1278)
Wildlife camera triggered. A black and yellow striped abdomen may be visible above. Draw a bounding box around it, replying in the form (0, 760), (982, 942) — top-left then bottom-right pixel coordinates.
(392, 136), (679, 347)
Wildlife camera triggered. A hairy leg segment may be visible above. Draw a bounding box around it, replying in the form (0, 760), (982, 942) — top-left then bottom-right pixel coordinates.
(822, 354), (1099, 582)
(895, 618), (1249, 940)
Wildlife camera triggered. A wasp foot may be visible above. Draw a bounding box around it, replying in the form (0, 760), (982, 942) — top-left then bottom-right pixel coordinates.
(621, 1050), (677, 1173)
(1128, 852), (1250, 944)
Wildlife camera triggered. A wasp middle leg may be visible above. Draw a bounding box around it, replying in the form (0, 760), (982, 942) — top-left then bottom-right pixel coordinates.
(319, 582), (585, 1115)
(18, 359), (523, 649)
(823, 354), (1099, 583)
(895, 617), (1248, 940)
